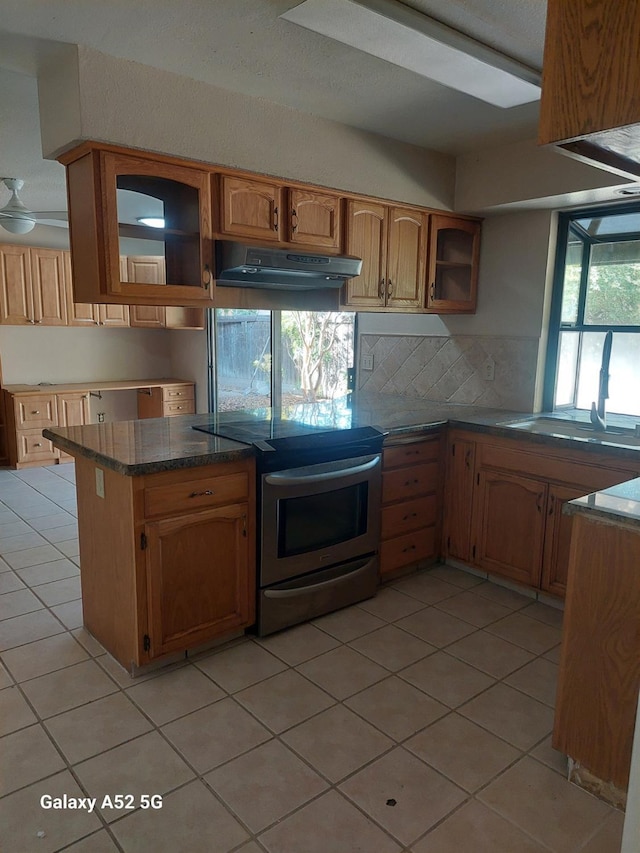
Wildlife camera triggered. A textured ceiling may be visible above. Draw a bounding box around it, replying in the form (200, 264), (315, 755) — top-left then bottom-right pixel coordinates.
(0, 0), (547, 216)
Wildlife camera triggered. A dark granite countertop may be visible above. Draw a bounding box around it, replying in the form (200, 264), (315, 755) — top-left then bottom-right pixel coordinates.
(43, 393), (640, 476)
(566, 478), (640, 528)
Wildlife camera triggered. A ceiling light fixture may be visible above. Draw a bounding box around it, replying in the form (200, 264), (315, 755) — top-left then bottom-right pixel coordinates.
(280, 0), (541, 108)
(137, 216), (165, 228)
(0, 178), (37, 234)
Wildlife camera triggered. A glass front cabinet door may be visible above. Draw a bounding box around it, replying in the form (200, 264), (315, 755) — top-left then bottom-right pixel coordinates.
(426, 215), (480, 314)
(64, 147), (214, 306)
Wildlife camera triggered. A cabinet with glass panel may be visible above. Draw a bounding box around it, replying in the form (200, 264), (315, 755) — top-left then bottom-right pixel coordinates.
(61, 145), (214, 306)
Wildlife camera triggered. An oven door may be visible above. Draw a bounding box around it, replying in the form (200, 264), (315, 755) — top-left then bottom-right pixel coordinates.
(260, 453), (381, 587)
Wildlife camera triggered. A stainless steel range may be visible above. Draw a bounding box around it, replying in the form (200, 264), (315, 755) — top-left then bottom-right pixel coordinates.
(194, 409), (385, 635)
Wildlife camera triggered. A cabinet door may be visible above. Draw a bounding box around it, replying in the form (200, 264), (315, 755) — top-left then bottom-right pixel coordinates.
(64, 251), (98, 326)
(145, 504), (251, 657)
(220, 176), (282, 242)
(473, 469), (547, 587)
(541, 483), (586, 598)
(29, 248), (67, 325)
(137, 388), (163, 419)
(343, 200), (387, 308)
(0, 244), (33, 324)
(57, 392), (91, 461)
(443, 437), (475, 562)
(97, 151), (213, 304)
(57, 392), (91, 427)
(427, 216), (480, 313)
(129, 305), (166, 328)
(386, 207), (427, 309)
(97, 303), (130, 327)
(164, 306), (205, 329)
(288, 189), (342, 248)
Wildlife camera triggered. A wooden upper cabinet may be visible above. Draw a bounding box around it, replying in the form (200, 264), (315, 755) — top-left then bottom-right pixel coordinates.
(539, 0), (640, 177)
(343, 201), (426, 310)
(386, 207), (427, 309)
(343, 200), (388, 308)
(0, 245), (32, 324)
(220, 176), (282, 242)
(63, 146), (214, 306)
(0, 245), (67, 326)
(288, 189), (342, 248)
(426, 215), (480, 313)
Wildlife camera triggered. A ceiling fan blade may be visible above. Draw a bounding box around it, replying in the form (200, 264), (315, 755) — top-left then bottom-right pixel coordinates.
(32, 211), (69, 220)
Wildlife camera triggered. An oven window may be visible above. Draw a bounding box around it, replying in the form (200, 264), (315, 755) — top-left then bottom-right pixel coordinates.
(277, 483), (368, 557)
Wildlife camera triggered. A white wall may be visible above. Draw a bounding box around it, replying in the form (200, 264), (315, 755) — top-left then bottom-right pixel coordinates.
(168, 327), (210, 413)
(1, 327), (172, 385)
(38, 47), (456, 211)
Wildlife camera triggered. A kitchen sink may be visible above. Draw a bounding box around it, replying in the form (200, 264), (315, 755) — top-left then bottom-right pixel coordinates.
(498, 416), (640, 447)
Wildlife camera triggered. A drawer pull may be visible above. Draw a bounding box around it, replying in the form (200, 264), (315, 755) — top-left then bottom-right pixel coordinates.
(402, 512), (418, 521)
(404, 450), (421, 456)
(190, 489), (214, 498)
(32, 410), (40, 414)
(176, 406), (183, 410)
(405, 479), (419, 486)
(402, 544), (417, 553)
(34, 442), (42, 447)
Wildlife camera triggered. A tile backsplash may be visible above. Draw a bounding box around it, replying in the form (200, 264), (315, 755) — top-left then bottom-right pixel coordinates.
(358, 334), (539, 411)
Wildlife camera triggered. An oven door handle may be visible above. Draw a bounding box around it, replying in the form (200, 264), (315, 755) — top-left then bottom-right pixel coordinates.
(263, 561), (372, 598)
(263, 455), (380, 486)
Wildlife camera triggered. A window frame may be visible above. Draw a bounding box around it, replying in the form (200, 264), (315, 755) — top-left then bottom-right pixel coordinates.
(544, 201), (640, 412)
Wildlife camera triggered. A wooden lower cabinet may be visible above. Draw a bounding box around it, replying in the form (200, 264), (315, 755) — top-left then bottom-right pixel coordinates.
(554, 511), (640, 792)
(473, 469), (546, 587)
(57, 391), (91, 461)
(444, 429), (640, 598)
(380, 433), (442, 578)
(145, 504), (250, 658)
(75, 456), (255, 670)
(137, 382), (195, 418)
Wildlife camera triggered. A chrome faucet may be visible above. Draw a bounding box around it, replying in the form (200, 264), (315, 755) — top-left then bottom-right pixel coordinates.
(590, 330), (612, 431)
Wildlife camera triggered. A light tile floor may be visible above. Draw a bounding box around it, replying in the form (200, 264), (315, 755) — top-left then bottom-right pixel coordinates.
(0, 463), (625, 853)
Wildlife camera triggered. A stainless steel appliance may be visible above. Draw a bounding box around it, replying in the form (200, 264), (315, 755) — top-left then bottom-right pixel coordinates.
(214, 240), (362, 290)
(194, 412), (384, 635)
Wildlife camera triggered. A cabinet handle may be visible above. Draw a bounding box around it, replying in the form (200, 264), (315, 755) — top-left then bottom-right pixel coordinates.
(176, 406), (183, 410)
(35, 319), (42, 324)
(378, 278), (385, 298)
(291, 209), (298, 232)
(273, 206), (279, 231)
(402, 512), (418, 521)
(404, 450), (420, 456)
(27, 318), (35, 324)
(430, 282), (436, 301)
(464, 449), (472, 469)
(387, 279), (393, 296)
(34, 442), (42, 447)
(189, 489), (214, 498)
(32, 410), (40, 414)
(402, 544), (417, 553)
(203, 264), (211, 290)
(536, 493), (544, 513)
(405, 478), (419, 486)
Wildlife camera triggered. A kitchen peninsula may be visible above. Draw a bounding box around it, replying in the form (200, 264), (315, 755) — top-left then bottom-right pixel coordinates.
(45, 396), (640, 675)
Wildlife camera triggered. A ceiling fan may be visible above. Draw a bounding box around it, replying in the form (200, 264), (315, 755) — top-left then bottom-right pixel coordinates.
(0, 177), (68, 234)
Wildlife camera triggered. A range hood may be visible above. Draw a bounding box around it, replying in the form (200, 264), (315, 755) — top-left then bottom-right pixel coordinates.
(214, 240), (362, 290)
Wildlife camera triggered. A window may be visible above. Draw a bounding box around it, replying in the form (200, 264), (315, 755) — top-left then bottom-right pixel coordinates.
(209, 309), (355, 412)
(545, 203), (640, 418)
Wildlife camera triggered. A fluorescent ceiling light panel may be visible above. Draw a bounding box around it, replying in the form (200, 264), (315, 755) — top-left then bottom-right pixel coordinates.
(281, 0), (540, 108)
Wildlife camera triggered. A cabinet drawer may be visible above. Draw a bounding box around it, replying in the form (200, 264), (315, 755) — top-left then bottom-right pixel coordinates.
(381, 495), (436, 539)
(144, 472), (250, 518)
(380, 527), (436, 575)
(15, 395), (58, 429)
(16, 429), (58, 464)
(383, 438), (439, 469)
(163, 400), (196, 416)
(162, 385), (194, 402)
(382, 461), (439, 504)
